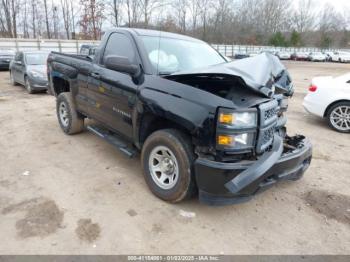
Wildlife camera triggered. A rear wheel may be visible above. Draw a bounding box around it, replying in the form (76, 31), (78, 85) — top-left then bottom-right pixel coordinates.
(141, 129), (196, 203)
(56, 92), (84, 135)
(24, 76), (34, 94)
(327, 102), (350, 133)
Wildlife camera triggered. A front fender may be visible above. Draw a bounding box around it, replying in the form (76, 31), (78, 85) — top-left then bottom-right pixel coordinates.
(134, 75), (237, 148)
(137, 87), (216, 148)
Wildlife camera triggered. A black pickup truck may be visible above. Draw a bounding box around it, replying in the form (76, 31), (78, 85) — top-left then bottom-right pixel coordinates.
(47, 28), (312, 205)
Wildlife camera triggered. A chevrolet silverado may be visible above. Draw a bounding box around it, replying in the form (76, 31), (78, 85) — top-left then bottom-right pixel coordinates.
(47, 28), (312, 205)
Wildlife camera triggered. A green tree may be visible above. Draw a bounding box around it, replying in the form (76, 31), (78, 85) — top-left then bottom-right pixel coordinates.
(290, 30), (301, 47)
(268, 32), (287, 47)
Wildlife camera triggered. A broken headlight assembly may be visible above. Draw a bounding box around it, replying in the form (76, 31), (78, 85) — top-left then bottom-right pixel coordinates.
(216, 108), (257, 152)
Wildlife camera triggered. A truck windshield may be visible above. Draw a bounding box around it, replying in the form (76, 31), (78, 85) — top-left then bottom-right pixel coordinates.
(25, 53), (49, 65)
(141, 36), (226, 74)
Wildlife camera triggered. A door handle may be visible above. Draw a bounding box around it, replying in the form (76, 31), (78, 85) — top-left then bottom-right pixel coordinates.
(91, 72), (101, 79)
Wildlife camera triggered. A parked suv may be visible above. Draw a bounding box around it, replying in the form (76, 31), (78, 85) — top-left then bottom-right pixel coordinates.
(48, 28), (312, 205)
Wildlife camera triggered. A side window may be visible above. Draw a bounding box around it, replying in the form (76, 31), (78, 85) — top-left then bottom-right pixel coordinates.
(102, 33), (136, 65)
(15, 53), (21, 61)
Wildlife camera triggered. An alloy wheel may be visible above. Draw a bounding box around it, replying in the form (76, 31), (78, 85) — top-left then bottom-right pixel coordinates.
(25, 78), (33, 93)
(330, 105), (350, 132)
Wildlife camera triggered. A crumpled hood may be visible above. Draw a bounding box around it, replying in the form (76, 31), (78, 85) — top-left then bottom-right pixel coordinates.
(166, 53), (293, 97)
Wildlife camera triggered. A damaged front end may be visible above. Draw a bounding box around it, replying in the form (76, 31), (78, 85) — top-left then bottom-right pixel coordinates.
(195, 134), (312, 205)
(164, 53), (312, 205)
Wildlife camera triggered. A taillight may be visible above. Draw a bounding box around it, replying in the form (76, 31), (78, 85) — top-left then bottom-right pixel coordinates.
(309, 85), (317, 92)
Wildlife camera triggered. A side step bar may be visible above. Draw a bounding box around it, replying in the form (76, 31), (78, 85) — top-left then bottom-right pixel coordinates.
(87, 125), (136, 158)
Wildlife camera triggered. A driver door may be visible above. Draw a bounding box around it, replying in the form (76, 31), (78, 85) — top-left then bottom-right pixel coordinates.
(87, 32), (140, 140)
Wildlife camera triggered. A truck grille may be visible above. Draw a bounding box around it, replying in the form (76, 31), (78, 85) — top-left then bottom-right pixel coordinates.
(257, 100), (278, 153)
(259, 100), (278, 127)
(263, 126), (275, 144)
(264, 107), (276, 121)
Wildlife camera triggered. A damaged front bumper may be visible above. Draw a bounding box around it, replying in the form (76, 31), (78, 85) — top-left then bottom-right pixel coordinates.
(195, 135), (312, 206)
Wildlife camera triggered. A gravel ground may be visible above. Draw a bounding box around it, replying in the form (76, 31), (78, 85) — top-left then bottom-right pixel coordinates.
(0, 61), (349, 255)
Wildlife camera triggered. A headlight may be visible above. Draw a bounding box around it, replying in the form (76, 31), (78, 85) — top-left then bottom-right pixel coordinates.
(216, 108), (257, 151)
(217, 133), (255, 150)
(218, 109), (257, 129)
(29, 70), (45, 78)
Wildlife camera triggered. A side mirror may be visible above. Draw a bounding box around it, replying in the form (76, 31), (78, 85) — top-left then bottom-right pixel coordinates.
(104, 55), (139, 77)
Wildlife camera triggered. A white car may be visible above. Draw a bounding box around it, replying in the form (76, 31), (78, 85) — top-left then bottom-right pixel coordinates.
(303, 73), (350, 132)
(276, 51), (291, 60)
(309, 52), (326, 62)
(331, 52), (350, 63)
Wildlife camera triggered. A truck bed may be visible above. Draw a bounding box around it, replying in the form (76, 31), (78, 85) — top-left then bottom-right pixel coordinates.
(50, 51), (93, 62)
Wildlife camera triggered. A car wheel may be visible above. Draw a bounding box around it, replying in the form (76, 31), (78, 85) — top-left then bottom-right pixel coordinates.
(24, 76), (34, 94)
(141, 129), (196, 203)
(327, 102), (350, 133)
(56, 92), (84, 135)
(10, 71), (17, 86)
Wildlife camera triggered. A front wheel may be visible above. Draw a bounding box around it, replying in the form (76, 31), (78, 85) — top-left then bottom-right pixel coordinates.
(25, 77), (34, 94)
(327, 102), (350, 133)
(141, 129), (196, 203)
(56, 92), (84, 135)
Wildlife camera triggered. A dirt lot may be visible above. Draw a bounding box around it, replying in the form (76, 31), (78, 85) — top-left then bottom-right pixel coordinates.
(0, 61), (349, 255)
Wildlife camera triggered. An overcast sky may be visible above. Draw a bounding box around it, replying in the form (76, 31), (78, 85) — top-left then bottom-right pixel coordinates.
(317, 0), (350, 10)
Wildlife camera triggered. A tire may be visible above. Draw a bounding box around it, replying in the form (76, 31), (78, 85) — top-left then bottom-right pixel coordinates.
(24, 76), (34, 94)
(326, 101), (350, 133)
(141, 129), (196, 203)
(56, 92), (84, 135)
(47, 84), (53, 96)
(10, 71), (17, 86)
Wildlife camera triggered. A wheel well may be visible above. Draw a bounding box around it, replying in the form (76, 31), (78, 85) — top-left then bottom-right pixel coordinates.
(139, 114), (191, 146)
(324, 100), (350, 117)
(52, 77), (70, 96)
